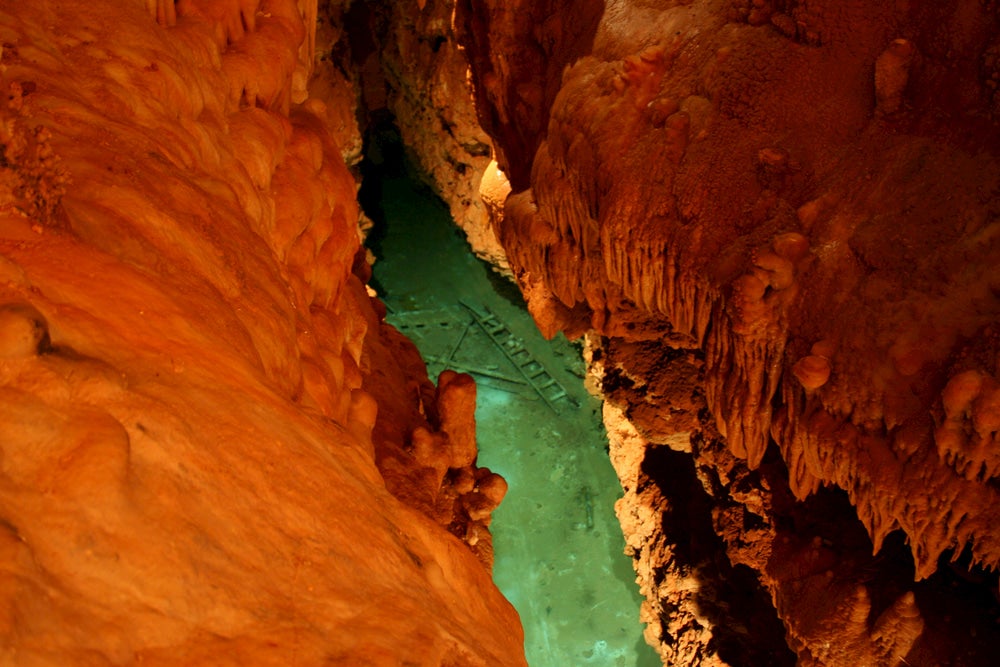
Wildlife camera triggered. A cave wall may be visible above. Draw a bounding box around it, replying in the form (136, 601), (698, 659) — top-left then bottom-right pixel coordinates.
(336, 0), (508, 273)
(0, 1), (524, 664)
(457, 0), (1000, 664)
(5, 0), (998, 664)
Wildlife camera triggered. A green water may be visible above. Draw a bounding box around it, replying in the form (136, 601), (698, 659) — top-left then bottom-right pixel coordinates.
(367, 170), (661, 667)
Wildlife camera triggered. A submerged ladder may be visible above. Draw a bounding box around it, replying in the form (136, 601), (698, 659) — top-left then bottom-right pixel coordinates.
(389, 308), (529, 392)
(460, 301), (578, 414)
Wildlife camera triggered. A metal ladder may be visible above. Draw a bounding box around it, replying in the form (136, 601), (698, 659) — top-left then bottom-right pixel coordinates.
(460, 301), (578, 414)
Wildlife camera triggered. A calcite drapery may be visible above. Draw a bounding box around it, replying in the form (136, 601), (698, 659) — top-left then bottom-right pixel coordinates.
(458, 0), (1000, 664)
(0, 1), (523, 664)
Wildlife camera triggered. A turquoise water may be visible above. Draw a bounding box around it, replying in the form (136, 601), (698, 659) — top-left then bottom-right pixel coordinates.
(367, 168), (660, 667)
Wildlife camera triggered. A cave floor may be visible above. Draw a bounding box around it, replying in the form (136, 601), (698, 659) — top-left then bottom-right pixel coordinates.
(369, 172), (660, 667)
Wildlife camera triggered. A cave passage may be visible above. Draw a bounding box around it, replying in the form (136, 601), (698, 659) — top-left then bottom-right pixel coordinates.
(361, 131), (660, 667)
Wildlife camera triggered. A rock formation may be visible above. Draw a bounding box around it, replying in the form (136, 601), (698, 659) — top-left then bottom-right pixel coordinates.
(0, 1), (523, 664)
(5, 0), (1000, 664)
(338, 0), (509, 273)
(457, 0), (1000, 664)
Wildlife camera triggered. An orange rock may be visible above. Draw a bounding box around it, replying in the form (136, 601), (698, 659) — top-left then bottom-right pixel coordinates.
(0, 2), (524, 663)
(459, 0), (1000, 662)
(792, 354), (832, 390)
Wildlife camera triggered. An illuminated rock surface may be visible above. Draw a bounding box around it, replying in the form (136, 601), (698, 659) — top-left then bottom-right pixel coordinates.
(457, 0), (1000, 664)
(0, 1), (522, 664)
(4, 0), (1000, 665)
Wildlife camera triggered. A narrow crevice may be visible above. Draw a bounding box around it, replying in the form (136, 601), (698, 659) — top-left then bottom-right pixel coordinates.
(641, 444), (797, 666)
(355, 125), (660, 665)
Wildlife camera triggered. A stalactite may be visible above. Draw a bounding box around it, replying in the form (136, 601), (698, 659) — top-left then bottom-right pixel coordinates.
(459, 0), (1000, 662)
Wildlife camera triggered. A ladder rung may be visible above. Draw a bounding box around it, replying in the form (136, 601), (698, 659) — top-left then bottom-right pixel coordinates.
(458, 300), (573, 416)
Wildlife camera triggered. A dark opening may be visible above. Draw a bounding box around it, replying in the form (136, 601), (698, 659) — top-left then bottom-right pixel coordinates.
(641, 444), (797, 666)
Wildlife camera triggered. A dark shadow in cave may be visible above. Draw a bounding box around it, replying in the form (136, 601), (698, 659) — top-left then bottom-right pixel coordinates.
(356, 112), (403, 265)
(640, 443), (797, 667)
(909, 542), (1000, 664)
(480, 260), (527, 310)
(756, 444), (1000, 666)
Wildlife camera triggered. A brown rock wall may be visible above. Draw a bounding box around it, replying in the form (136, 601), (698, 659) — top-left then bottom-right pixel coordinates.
(459, 0), (1000, 664)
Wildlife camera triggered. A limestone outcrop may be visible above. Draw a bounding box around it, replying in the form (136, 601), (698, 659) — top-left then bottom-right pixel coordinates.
(0, 1), (523, 664)
(458, 0), (1000, 664)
